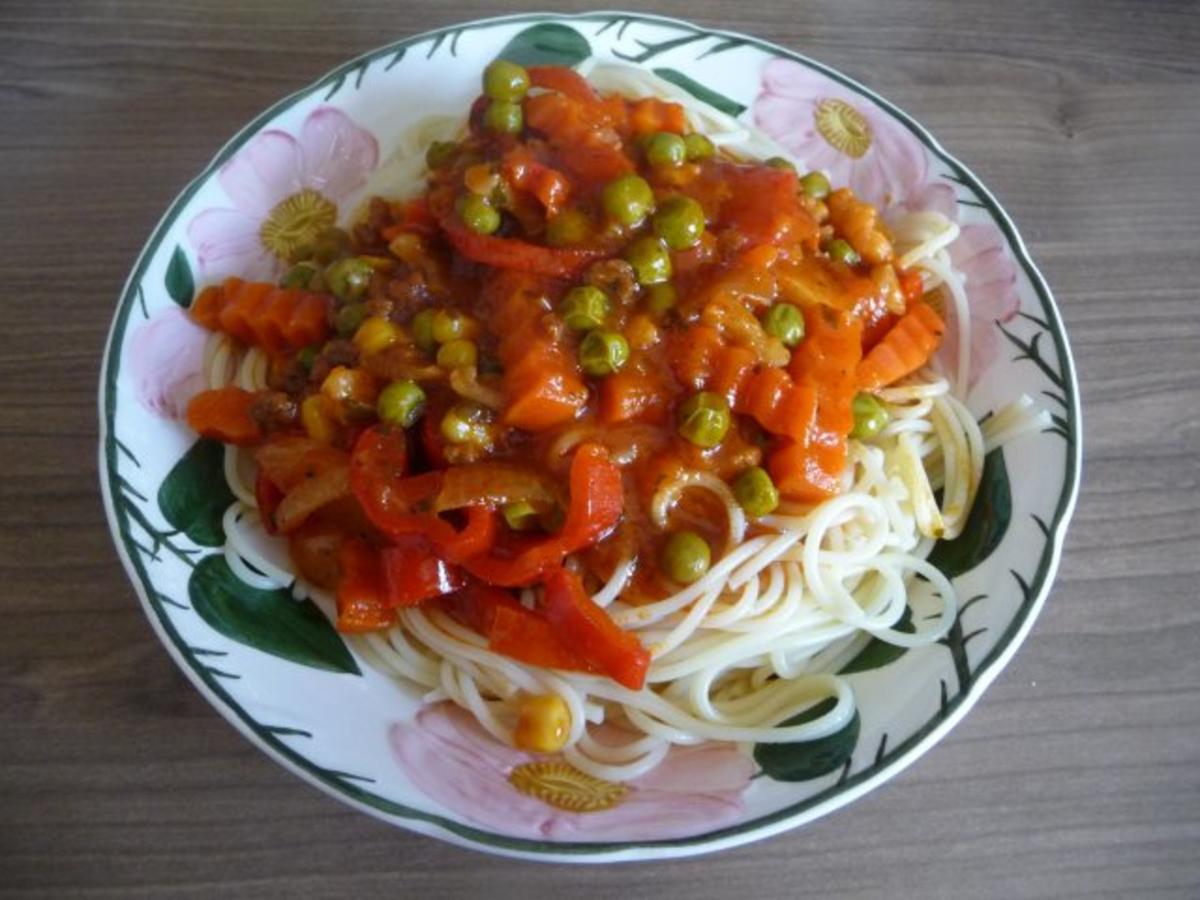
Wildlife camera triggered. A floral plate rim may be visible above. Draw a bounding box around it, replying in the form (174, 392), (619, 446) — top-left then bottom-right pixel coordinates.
(98, 10), (1082, 862)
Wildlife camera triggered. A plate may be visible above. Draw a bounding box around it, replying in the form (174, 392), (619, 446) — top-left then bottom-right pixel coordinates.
(98, 12), (1081, 862)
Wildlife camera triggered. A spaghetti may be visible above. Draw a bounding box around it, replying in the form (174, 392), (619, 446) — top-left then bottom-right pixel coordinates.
(186, 62), (1048, 782)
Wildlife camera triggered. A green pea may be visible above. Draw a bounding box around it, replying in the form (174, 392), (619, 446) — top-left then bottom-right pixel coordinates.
(546, 208), (592, 247)
(645, 131), (686, 168)
(437, 338), (478, 370)
(644, 282), (678, 316)
(677, 390), (730, 448)
(325, 257), (375, 301)
(765, 156), (796, 171)
(296, 347), (317, 372)
(281, 261), (323, 291)
(601, 174), (655, 227)
(376, 379), (427, 428)
(661, 530), (711, 584)
(625, 236), (673, 286)
(851, 392), (891, 440)
(732, 466), (780, 518)
(440, 401), (490, 445)
(761, 303), (805, 348)
(458, 193), (501, 235)
(430, 309), (473, 344)
(426, 140), (459, 170)
(800, 171), (831, 199)
(484, 100), (523, 134)
(502, 501), (539, 532)
(334, 302), (368, 337)
(827, 238), (861, 265)
(578, 330), (630, 377)
(559, 285), (611, 332)
(482, 59), (530, 102)
(683, 133), (715, 161)
(652, 196), (706, 251)
(410, 308), (438, 353)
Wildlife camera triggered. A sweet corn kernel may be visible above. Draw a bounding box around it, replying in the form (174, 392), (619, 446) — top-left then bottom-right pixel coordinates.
(354, 316), (402, 357)
(321, 365), (377, 406)
(514, 694), (572, 753)
(464, 163), (500, 197)
(301, 394), (337, 444)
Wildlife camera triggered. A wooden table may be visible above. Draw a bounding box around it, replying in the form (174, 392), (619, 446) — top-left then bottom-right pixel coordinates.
(3, 1), (1198, 896)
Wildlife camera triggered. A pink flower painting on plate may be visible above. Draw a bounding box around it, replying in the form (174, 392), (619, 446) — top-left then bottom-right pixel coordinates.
(940, 223), (1021, 388)
(753, 58), (1020, 388)
(754, 58), (931, 211)
(389, 704), (756, 841)
(188, 107), (379, 283)
(127, 307), (208, 419)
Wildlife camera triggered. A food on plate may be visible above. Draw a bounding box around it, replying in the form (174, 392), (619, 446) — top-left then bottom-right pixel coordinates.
(183, 60), (1047, 780)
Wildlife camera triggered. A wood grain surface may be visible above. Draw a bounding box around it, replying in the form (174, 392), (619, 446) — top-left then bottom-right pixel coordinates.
(2, 1), (1198, 896)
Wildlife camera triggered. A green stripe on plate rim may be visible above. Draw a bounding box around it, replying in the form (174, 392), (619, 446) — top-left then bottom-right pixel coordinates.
(97, 10), (1081, 858)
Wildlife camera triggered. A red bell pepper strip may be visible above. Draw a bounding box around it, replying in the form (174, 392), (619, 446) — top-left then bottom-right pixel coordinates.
(542, 566), (650, 690)
(439, 505), (499, 563)
(489, 603), (596, 672)
(430, 188), (602, 279)
(460, 443), (624, 587)
(349, 426), (501, 561)
(334, 538), (393, 633)
(381, 535), (465, 608)
(439, 583), (594, 673)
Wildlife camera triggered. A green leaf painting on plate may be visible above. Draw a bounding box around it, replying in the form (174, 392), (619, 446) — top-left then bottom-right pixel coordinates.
(157, 439), (236, 547)
(496, 23), (590, 68)
(928, 448), (1012, 579)
(754, 698), (861, 782)
(189, 554), (360, 675)
(652, 68), (747, 117)
(839, 606), (914, 675)
(165, 245), (195, 307)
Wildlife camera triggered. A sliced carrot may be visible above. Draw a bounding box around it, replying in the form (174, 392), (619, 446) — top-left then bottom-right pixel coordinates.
(763, 309), (864, 502)
(185, 386), (262, 446)
(482, 271), (588, 432)
(668, 324), (723, 390)
(768, 440), (845, 502)
(856, 302), (945, 390)
(736, 367), (815, 444)
(599, 370), (668, 424)
(504, 368), (587, 431)
(710, 344), (758, 407)
(216, 280), (266, 345)
(741, 366), (789, 432)
(285, 294), (329, 350)
(190, 282), (228, 330)
(190, 277), (331, 352)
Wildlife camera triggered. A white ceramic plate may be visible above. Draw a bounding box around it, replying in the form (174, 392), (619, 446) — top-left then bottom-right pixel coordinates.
(99, 12), (1081, 862)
